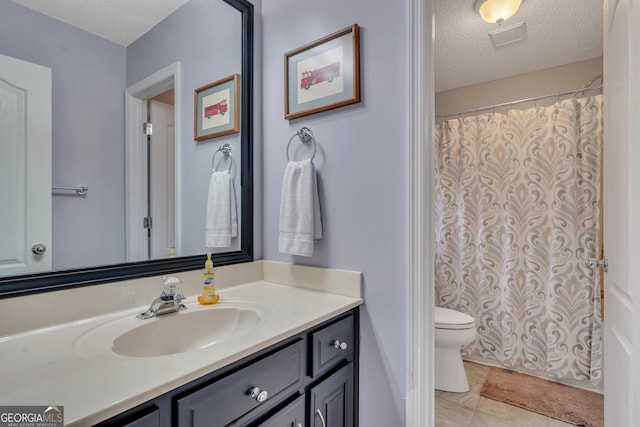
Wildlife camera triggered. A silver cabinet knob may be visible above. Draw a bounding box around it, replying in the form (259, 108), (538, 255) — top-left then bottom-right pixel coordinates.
(32, 244), (46, 255)
(256, 390), (268, 403)
(249, 386), (268, 403)
(332, 340), (348, 350)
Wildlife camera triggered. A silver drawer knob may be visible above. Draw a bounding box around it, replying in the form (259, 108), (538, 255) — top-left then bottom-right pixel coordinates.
(250, 386), (269, 403)
(332, 340), (348, 350)
(32, 243), (47, 255)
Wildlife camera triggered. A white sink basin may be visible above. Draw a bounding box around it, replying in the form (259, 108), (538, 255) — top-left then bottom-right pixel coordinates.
(113, 307), (261, 357)
(74, 301), (264, 359)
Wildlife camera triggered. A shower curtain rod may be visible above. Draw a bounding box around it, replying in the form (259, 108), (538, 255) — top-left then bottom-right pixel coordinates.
(436, 84), (603, 119)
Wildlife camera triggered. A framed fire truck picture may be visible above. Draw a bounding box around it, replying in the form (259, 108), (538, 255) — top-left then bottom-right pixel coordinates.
(285, 24), (360, 120)
(194, 74), (240, 141)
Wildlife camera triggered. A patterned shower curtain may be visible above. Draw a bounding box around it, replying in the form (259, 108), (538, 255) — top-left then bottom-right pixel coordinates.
(434, 95), (603, 384)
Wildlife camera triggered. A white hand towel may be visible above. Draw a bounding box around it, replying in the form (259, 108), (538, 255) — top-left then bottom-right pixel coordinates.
(279, 159), (322, 256)
(205, 170), (237, 248)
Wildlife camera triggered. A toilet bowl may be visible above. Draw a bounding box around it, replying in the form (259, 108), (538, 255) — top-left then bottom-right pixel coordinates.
(434, 306), (476, 392)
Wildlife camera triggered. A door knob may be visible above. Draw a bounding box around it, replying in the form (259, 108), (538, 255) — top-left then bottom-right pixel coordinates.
(32, 244), (47, 255)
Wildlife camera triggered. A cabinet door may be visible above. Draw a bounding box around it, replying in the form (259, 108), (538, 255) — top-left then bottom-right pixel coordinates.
(309, 363), (353, 427)
(256, 395), (305, 427)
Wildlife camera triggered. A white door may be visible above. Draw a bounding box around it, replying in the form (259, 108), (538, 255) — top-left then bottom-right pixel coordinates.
(149, 100), (175, 259)
(0, 53), (51, 276)
(603, 0), (640, 425)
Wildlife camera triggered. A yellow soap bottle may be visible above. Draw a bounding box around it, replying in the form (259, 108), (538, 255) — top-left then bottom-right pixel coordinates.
(198, 253), (219, 305)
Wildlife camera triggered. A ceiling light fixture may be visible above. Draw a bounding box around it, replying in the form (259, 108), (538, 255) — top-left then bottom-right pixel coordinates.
(474, 0), (523, 25)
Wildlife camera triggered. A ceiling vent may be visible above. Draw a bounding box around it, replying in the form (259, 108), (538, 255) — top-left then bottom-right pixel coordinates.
(488, 21), (527, 48)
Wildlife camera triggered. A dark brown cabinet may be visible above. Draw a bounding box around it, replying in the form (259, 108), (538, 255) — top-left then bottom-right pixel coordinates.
(97, 309), (359, 427)
(116, 408), (160, 427)
(310, 315), (354, 378)
(177, 340), (305, 427)
(309, 363), (354, 427)
(257, 395), (305, 427)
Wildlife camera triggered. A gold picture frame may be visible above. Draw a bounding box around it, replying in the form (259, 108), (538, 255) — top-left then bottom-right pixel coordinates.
(194, 74), (240, 141)
(285, 24), (361, 120)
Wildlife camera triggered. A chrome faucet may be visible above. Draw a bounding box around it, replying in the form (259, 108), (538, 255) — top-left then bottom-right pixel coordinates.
(137, 276), (187, 320)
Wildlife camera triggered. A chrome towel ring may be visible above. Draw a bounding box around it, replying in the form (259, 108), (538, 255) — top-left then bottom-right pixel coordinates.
(286, 127), (316, 162)
(212, 143), (232, 172)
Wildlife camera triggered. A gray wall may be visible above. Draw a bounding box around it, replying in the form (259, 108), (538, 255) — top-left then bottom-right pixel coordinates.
(0, 0), (127, 270)
(126, 0), (243, 257)
(261, 1), (408, 424)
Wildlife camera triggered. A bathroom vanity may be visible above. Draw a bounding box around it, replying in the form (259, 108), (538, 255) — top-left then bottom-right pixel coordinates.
(97, 309), (358, 427)
(0, 261), (363, 426)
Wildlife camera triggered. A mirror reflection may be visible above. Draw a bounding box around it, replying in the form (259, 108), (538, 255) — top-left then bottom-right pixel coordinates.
(0, 0), (249, 279)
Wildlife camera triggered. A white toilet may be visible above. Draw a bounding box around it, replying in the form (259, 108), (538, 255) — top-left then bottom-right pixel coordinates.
(434, 306), (476, 392)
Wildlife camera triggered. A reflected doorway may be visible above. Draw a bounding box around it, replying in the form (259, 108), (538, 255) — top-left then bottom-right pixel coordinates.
(125, 62), (181, 262)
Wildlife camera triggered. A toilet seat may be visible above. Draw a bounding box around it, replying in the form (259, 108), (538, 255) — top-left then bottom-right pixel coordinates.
(435, 306), (475, 330)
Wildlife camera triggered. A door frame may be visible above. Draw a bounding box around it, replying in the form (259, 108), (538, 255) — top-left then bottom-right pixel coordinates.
(602, 0), (640, 425)
(125, 62), (182, 262)
(409, 1), (639, 426)
(406, 0), (434, 425)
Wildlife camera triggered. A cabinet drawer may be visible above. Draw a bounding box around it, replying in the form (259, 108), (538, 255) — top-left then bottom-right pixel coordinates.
(120, 409), (160, 427)
(310, 315), (354, 377)
(256, 395), (305, 427)
(177, 340), (305, 427)
(95, 405), (161, 427)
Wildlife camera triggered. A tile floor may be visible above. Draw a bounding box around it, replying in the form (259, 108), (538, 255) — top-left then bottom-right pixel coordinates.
(435, 361), (576, 427)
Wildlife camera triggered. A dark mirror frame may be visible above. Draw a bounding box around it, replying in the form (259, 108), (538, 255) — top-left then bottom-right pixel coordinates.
(0, 0), (254, 299)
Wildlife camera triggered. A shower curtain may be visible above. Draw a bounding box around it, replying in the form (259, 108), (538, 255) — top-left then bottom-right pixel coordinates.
(434, 94), (603, 384)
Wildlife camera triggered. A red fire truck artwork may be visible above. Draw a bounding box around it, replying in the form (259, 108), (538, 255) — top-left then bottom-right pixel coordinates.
(300, 62), (340, 90)
(204, 99), (228, 119)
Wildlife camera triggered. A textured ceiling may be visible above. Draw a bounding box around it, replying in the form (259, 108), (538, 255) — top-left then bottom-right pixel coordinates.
(9, 0), (189, 46)
(435, 0), (603, 92)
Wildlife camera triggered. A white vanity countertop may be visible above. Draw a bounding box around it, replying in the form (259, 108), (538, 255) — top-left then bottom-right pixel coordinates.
(0, 278), (362, 426)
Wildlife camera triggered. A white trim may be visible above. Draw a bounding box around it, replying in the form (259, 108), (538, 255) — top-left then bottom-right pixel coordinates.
(406, 0), (434, 426)
(124, 94), (147, 261)
(125, 62), (182, 261)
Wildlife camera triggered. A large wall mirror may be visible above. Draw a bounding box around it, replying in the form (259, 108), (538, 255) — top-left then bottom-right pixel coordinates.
(0, 0), (253, 297)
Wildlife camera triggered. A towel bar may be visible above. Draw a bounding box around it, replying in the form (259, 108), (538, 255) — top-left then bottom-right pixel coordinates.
(52, 185), (88, 195)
